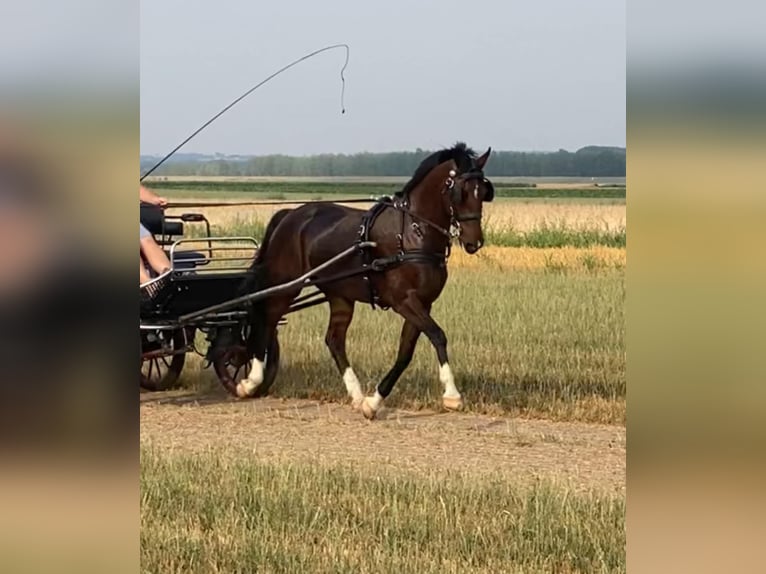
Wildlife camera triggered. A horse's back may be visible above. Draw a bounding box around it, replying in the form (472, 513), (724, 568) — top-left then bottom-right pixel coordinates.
(261, 202), (366, 278)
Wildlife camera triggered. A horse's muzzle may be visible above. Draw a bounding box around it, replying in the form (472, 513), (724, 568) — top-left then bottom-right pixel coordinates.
(463, 241), (482, 254)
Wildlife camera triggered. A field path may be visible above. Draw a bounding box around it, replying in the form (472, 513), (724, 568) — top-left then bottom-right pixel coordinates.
(140, 391), (625, 494)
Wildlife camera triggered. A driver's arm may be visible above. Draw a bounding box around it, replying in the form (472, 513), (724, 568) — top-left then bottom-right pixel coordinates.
(139, 185), (167, 206)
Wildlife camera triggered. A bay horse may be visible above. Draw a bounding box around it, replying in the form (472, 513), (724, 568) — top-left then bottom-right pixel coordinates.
(236, 142), (494, 419)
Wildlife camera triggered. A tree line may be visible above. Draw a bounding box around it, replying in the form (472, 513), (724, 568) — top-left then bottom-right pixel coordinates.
(141, 145), (625, 177)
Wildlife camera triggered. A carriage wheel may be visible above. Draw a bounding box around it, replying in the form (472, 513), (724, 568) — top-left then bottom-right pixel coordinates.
(140, 329), (188, 391)
(212, 332), (280, 398)
(213, 345), (252, 396)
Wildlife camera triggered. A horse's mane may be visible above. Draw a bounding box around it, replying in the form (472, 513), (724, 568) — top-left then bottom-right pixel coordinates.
(396, 142), (477, 198)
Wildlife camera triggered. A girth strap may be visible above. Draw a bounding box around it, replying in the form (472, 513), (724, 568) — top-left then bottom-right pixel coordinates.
(357, 200), (391, 308)
(371, 251), (446, 271)
(356, 197), (449, 310)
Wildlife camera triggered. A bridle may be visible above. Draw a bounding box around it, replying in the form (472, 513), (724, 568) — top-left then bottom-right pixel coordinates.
(443, 168), (492, 225)
(380, 166), (493, 254)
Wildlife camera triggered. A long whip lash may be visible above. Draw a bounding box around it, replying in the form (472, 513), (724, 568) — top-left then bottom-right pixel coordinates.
(141, 43), (350, 182)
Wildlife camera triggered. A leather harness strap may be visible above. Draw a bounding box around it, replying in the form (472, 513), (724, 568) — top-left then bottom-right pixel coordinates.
(357, 195), (451, 310)
(355, 165), (491, 309)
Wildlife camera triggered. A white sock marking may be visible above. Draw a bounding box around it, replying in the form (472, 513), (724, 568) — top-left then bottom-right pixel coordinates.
(439, 362), (461, 398)
(365, 391), (384, 412)
(343, 367), (364, 403)
(239, 358), (264, 395)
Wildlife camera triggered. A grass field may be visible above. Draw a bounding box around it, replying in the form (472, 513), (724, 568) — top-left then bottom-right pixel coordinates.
(141, 448), (625, 574)
(163, 189), (627, 424)
(180, 257), (625, 425)
(170, 198), (626, 249)
(142, 186), (626, 573)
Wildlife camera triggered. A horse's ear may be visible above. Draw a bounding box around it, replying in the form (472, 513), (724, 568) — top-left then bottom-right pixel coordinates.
(475, 147), (492, 169)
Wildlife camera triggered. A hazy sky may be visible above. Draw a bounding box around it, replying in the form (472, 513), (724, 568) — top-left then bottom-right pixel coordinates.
(140, 0), (625, 156)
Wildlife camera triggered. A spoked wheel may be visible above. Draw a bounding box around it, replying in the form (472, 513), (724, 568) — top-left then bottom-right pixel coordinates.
(140, 329), (189, 391)
(213, 345), (252, 396)
(212, 331), (280, 398)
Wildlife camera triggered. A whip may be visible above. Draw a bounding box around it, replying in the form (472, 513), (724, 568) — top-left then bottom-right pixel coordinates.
(140, 43), (350, 182)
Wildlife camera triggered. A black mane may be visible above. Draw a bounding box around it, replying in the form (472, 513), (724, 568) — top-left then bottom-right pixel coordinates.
(397, 142), (477, 197)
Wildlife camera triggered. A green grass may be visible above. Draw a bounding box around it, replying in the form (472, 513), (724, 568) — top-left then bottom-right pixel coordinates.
(485, 221), (626, 248)
(149, 180), (626, 200)
(141, 449), (625, 574)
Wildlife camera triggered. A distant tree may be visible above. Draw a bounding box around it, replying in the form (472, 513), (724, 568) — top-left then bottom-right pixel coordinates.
(148, 146), (626, 177)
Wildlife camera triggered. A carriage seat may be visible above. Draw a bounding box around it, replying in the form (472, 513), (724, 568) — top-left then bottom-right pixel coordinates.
(140, 202), (204, 271)
(140, 202), (184, 237)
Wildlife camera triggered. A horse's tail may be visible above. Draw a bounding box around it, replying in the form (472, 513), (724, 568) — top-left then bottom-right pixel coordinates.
(254, 207), (293, 267)
(240, 208), (292, 294)
(242, 208), (293, 357)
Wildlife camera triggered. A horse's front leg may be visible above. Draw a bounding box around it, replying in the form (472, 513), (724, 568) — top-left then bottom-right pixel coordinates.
(403, 290), (462, 410)
(362, 291), (462, 419)
(362, 319), (421, 420)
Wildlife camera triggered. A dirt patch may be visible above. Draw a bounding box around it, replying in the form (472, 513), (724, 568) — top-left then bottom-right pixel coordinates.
(141, 390), (625, 494)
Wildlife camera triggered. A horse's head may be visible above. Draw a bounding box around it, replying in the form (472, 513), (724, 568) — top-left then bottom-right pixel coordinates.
(444, 147), (494, 254)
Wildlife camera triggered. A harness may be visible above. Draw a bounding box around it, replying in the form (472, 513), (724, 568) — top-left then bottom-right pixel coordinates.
(356, 166), (489, 309)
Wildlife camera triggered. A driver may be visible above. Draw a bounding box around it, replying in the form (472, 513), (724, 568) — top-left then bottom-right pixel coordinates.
(140, 185), (172, 285)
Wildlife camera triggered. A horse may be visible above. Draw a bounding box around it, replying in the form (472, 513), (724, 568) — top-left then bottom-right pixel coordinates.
(234, 142), (494, 419)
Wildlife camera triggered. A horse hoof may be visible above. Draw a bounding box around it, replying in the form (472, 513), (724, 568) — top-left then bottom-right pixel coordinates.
(442, 396), (464, 411)
(361, 399), (377, 420)
(351, 397), (364, 411)
(236, 381), (257, 399)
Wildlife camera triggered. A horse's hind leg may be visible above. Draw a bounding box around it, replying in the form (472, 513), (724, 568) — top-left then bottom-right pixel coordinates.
(250, 323), (280, 397)
(325, 297), (364, 408)
(237, 293), (293, 398)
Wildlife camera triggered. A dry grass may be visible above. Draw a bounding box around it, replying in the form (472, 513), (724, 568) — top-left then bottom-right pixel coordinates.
(481, 201), (625, 233)
(140, 448), (625, 574)
(178, 262), (625, 425)
(166, 199), (625, 235)
(160, 198), (626, 424)
(142, 192), (627, 573)
(449, 245), (625, 271)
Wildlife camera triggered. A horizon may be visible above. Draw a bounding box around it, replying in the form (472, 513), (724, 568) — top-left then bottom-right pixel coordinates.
(140, 143), (626, 160)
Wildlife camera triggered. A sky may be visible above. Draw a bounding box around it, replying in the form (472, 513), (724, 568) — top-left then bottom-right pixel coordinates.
(140, 0), (625, 156)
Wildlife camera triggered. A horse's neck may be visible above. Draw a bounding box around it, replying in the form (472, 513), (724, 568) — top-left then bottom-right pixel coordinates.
(407, 164), (451, 227)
